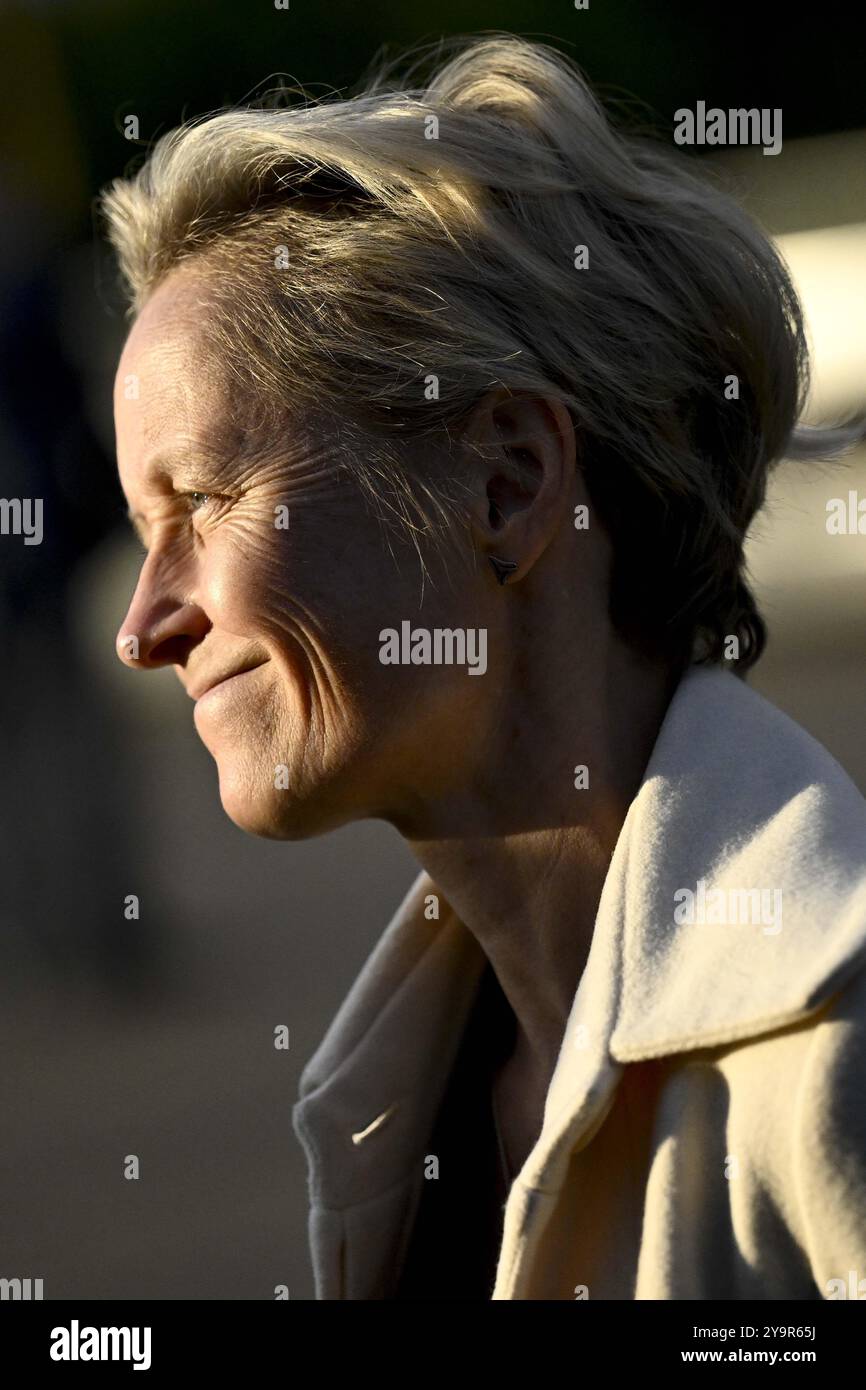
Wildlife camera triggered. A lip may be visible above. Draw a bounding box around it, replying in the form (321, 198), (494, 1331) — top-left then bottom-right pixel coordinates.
(188, 662), (267, 702)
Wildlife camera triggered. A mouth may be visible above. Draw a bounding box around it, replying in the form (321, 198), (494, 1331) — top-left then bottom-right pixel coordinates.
(187, 662), (267, 702)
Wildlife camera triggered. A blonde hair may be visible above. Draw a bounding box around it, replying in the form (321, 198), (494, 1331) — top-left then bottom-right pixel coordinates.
(101, 33), (864, 671)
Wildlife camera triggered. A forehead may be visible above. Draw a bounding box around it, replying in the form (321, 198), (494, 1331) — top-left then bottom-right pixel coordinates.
(114, 269), (270, 479)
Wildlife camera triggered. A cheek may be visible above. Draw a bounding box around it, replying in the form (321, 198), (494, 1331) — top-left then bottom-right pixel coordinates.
(202, 532), (286, 636)
(199, 505), (444, 719)
(198, 507), (310, 641)
(196, 520), (380, 702)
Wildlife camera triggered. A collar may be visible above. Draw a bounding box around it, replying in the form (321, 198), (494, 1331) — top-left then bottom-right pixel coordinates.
(294, 666), (866, 1207)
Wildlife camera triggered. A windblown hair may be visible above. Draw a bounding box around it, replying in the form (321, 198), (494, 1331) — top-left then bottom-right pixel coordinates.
(101, 33), (864, 672)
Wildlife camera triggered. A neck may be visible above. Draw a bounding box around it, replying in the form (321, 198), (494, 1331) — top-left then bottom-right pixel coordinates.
(395, 632), (679, 1098)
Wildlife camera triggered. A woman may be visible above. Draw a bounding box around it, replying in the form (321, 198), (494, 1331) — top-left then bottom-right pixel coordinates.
(103, 35), (866, 1299)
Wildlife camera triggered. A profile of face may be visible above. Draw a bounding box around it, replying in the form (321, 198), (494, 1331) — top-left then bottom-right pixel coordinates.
(114, 269), (511, 841)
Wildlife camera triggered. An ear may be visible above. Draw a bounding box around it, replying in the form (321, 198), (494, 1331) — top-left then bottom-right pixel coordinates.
(463, 389), (578, 583)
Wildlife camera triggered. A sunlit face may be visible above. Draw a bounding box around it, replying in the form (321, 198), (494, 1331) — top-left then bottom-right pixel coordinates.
(114, 269), (490, 839)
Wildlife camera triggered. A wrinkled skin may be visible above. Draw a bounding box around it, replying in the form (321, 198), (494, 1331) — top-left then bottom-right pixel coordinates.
(114, 267), (493, 840)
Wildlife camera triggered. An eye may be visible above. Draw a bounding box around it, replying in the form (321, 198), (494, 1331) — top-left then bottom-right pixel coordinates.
(177, 489), (234, 526)
(179, 490), (230, 518)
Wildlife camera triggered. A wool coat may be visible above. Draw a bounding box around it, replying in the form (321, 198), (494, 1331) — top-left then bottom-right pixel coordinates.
(292, 667), (866, 1299)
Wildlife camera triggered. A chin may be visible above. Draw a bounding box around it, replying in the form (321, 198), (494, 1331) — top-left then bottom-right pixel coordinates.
(216, 761), (355, 842)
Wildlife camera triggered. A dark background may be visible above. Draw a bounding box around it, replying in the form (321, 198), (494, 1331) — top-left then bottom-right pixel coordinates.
(1, 0), (864, 1299)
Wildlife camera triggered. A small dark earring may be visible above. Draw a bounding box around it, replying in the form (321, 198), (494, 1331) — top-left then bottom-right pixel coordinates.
(488, 555), (518, 586)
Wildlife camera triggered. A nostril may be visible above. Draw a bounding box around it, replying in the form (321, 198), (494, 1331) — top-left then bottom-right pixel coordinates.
(148, 634), (195, 667)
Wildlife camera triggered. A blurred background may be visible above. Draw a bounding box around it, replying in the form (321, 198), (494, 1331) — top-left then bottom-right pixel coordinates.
(0, 0), (863, 1299)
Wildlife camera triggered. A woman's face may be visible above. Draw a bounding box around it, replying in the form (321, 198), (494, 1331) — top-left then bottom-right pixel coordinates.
(114, 270), (491, 839)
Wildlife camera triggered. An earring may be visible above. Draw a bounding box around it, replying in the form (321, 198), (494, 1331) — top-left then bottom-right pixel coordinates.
(488, 555), (518, 586)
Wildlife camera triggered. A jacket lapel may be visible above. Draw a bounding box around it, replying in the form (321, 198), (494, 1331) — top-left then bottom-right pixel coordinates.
(292, 872), (488, 1295)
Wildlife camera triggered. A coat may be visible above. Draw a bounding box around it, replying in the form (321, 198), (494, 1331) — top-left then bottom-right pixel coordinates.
(291, 666), (866, 1299)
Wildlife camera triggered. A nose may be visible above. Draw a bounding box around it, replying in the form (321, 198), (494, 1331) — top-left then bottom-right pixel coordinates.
(116, 550), (210, 671)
